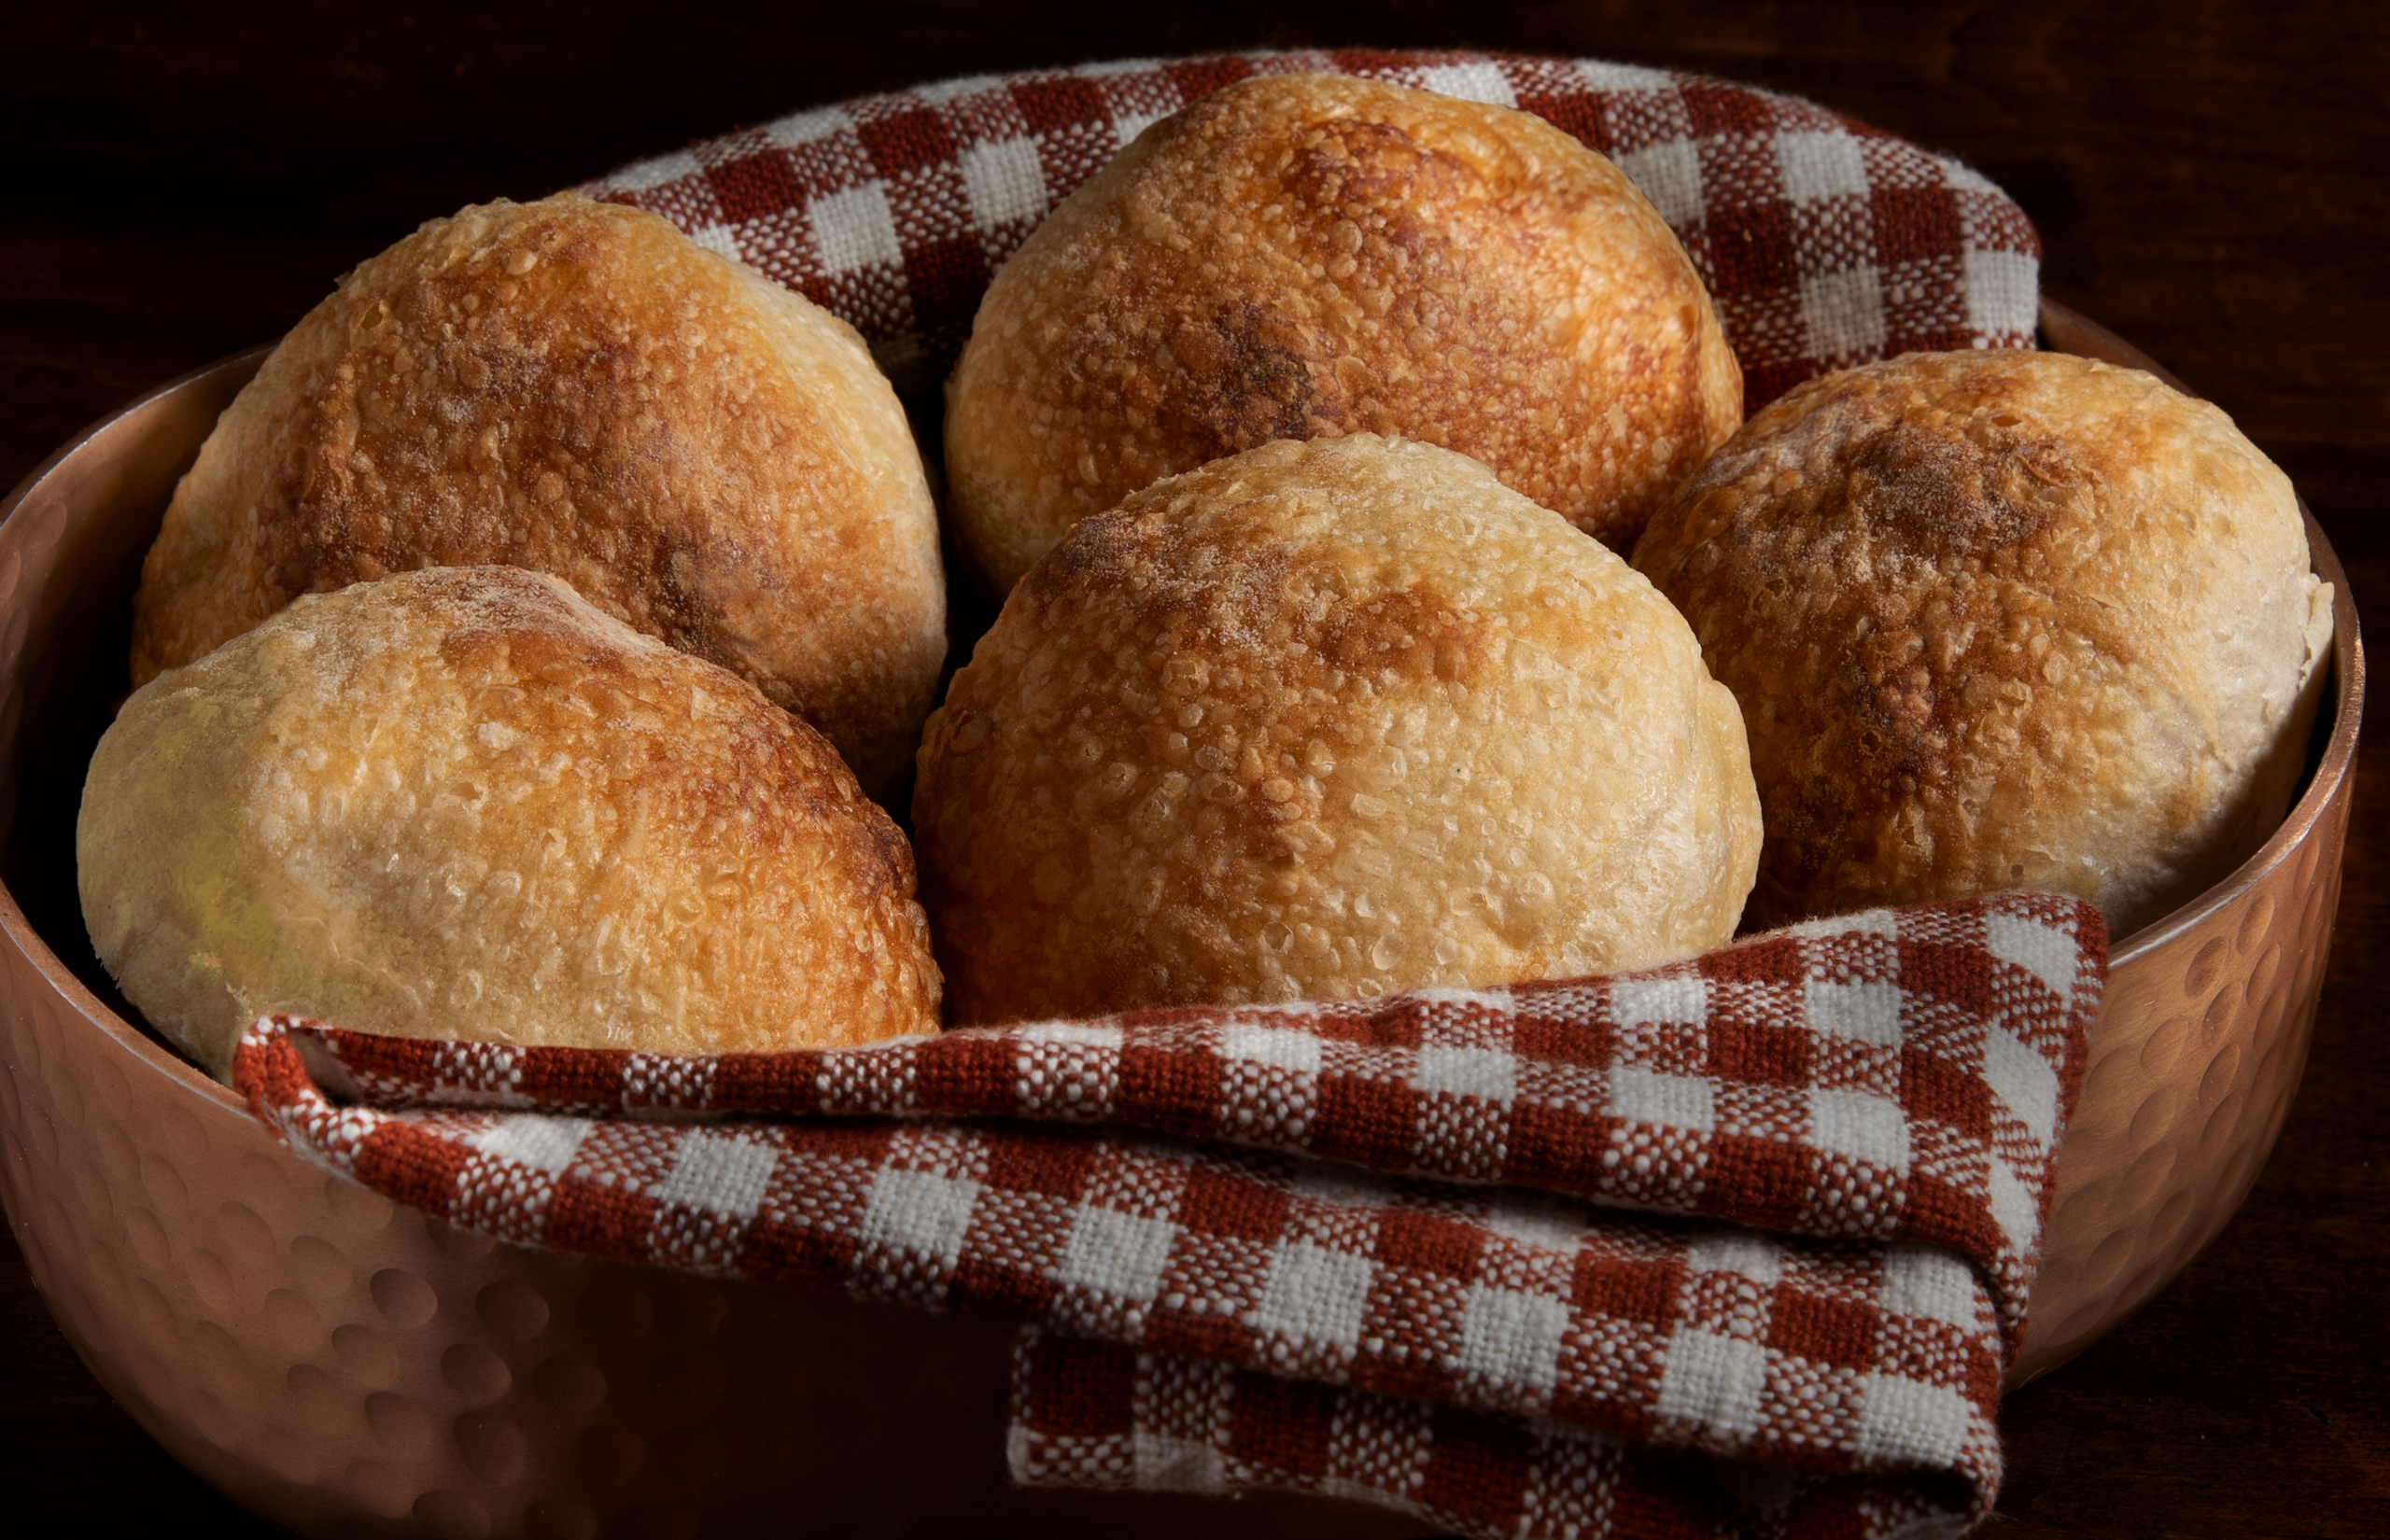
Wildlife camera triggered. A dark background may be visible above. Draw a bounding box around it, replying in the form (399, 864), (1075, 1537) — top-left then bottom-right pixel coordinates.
(4, 3), (2384, 1534)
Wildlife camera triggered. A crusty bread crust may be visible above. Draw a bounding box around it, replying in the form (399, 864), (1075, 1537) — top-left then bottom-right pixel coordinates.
(916, 435), (1760, 1023)
(129, 193), (945, 795)
(944, 74), (1742, 594)
(83, 567), (941, 1079)
(1633, 350), (2335, 937)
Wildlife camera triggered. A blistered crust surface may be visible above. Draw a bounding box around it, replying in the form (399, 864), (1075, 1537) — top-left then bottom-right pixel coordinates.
(1632, 350), (2335, 937)
(944, 73), (1742, 593)
(83, 567), (941, 1079)
(129, 192), (946, 793)
(915, 435), (1761, 1023)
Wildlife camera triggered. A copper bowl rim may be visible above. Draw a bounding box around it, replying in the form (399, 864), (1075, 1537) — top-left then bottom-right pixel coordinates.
(0, 345), (275, 1125)
(0, 309), (2367, 1127)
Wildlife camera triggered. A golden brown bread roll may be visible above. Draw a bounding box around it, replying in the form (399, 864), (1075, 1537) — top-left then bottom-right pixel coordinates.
(81, 566), (940, 1080)
(1632, 350), (2336, 938)
(943, 73), (1742, 594)
(130, 192), (945, 795)
(915, 434), (1761, 1024)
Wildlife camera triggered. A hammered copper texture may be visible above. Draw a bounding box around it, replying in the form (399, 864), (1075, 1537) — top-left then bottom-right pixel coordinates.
(2009, 791), (2348, 1383)
(0, 312), (2358, 1532)
(2003, 301), (2365, 1383)
(0, 965), (1425, 1540)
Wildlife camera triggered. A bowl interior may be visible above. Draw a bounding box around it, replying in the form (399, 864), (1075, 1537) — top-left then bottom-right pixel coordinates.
(0, 350), (270, 1089)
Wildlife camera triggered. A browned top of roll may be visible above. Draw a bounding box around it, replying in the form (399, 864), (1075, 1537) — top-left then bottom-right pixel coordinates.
(943, 73), (1742, 594)
(916, 434), (1760, 1025)
(1632, 350), (2335, 937)
(129, 192), (945, 794)
(82, 566), (941, 1079)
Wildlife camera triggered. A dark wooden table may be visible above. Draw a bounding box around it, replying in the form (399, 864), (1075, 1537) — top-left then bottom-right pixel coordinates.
(5, 4), (2383, 1534)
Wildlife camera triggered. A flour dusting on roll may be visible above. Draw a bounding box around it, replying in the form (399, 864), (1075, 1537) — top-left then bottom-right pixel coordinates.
(130, 192), (946, 795)
(1633, 350), (2336, 937)
(82, 566), (941, 1080)
(915, 435), (1761, 1024)
(944, 74), (1742, 594)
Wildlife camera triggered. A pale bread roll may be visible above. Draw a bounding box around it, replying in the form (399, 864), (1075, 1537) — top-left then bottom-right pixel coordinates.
(81, 566), (940, 1080)
(130, 192), (945, 795)
(1632, 350), (2336, 937)
(944, 73), (1742, 595)
(915, 435), (1761, 1024)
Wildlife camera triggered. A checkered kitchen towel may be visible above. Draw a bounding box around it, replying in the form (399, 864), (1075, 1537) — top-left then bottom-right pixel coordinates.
(581, 49), (2040, 410)
(236, 892), (2102, 1539)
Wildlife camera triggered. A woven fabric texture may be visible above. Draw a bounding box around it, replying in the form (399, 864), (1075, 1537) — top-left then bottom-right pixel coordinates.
(237, 892), (2102, 1539)
(580, 49), (2041, 408)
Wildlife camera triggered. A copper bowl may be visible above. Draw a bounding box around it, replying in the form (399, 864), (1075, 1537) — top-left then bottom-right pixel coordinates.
(0, 304), (2361, 1533)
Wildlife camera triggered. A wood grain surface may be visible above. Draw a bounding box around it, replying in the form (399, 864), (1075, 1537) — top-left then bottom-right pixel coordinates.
(4, 4), (2383, 1535)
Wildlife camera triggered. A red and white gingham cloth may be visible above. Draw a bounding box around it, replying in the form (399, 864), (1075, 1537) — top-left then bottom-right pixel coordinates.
(236, 892), (2102, 1539)
(580, 49), (2040, 409)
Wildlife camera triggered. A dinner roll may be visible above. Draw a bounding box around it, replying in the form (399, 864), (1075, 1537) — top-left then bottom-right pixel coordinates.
(130, 192), (946, 795)
(1633, 350), (2336, 937)
(915, 434), (1761, 1024)
(81, 566), (940, 1081)
(943, 73), (1741, 594)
